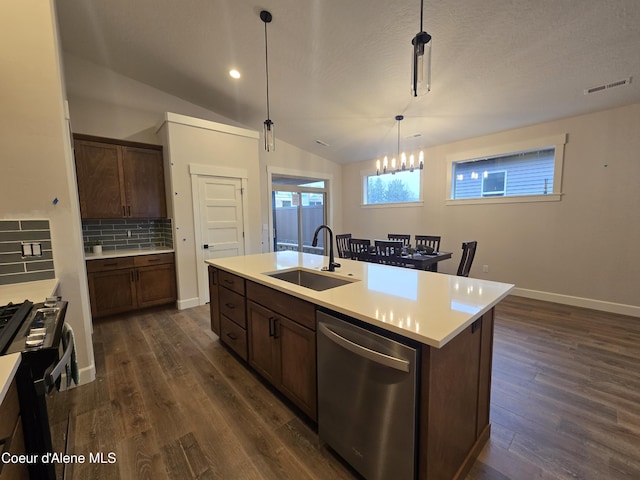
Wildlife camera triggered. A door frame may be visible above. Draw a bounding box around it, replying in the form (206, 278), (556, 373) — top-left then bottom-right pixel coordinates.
(267, 166), (334, 253)
(190, 163), (249, 304)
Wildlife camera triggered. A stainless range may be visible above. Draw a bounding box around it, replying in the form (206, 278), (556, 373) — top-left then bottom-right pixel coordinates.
(0, 297), (70, 480)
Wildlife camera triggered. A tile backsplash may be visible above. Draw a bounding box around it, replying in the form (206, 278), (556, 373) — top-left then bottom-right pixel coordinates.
(0, 219), (55, 285)
(82, 219), (173, 253)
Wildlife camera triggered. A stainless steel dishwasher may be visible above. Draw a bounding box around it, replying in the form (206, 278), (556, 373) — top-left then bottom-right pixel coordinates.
(317, 309), (419, 480)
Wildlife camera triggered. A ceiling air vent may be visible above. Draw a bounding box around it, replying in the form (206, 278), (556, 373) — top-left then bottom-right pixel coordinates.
(584, 77), (632, 95)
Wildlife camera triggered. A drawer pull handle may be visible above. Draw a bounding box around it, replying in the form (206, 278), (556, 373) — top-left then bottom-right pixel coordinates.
(104, 262), (118, 267)
(224, 279), (234, 285)
(147, 258), (162, 262)
(226, 332), (238, 340)
(225, 303), (235, 309)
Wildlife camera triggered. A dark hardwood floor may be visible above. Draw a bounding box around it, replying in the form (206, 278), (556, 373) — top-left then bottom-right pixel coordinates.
(50, 296), (640, 479)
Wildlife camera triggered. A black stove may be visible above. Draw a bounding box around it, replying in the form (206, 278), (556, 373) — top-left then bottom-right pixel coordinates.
(0, 300), (34, 353)
(0, 297), (69, 480)
(0, 299), (66, 359)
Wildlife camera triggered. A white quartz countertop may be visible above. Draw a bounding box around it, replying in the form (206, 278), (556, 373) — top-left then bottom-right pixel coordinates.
(0, 278), (59, 306)
(85, 247), (174, 260)
(206, 251), (514, 348)
(0, 353), (21, 405)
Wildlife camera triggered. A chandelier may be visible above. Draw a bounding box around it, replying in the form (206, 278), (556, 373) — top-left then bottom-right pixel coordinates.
(376, 115), (424, 175)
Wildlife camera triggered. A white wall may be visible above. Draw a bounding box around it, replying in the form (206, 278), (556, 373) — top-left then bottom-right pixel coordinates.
(1, 1), (95, 383)
(157, 114), (261, 308)
(343, 104), (640, 315)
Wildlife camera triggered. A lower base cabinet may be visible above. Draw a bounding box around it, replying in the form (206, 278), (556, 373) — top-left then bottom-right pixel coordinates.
(0, 380), (29, 480)
(246, 281), (317, 421)
(247, 300), (317, 420)
(87, 253), (176, 318)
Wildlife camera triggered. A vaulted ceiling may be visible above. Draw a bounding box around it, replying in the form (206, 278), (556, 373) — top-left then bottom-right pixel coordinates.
(55, 0), (640, 164)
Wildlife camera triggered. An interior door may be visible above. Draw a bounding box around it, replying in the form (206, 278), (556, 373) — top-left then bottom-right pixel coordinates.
(197, 176), (245, 302)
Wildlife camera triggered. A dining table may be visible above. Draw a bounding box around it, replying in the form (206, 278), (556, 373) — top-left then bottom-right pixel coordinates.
(350, 249), (452, 272)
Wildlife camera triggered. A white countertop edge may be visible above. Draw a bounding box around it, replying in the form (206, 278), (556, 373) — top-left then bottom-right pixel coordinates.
(207, 253), (515, 348)
(0, 353), (22, 405)
(85, 248), (174, 260)
(0, 278), (60, 306)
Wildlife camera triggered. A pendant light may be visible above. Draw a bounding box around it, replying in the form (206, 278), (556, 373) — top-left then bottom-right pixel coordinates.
(411, 0), (432, 97)
(261, 10), (275, 151)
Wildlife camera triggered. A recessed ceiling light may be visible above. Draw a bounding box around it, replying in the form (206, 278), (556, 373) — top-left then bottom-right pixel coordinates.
(229, 69), (241, 79)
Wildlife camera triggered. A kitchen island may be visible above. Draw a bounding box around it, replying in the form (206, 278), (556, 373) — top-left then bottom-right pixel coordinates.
(206, 251), (514, 480)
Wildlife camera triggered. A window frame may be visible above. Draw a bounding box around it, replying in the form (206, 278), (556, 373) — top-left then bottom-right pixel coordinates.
(446, 134), (566, 205)
(361, 168), (424, 208)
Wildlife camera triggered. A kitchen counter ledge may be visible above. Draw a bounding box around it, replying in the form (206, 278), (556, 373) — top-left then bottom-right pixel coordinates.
(206, 251), (514, 348)
(84, 247), (174, 260)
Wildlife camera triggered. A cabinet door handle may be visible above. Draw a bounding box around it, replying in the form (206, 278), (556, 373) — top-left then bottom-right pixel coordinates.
(127, 205), (131, 216)
(226, 332), (238, 341)
(104, 262), (118, 267)
(136, 270), (140, 281)
(224, 279), (234, 285)
(130, 271), (134, 282)
(268, 316), (278, 338)
(225, 303), (235, 309)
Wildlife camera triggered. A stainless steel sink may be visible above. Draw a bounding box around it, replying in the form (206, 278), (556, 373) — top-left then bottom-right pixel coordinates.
(265, 269), (358, 291)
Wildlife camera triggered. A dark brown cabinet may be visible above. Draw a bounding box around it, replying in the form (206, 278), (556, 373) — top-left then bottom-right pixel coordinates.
(216, 270), (248, 360)
(0, 379), (29, 480)
(246, 281), (317, 420)
(87, 253), (176, 318)
(208, 266), (220, 335)
(74, 134), (167, 219)
(208, 268), (317, 420)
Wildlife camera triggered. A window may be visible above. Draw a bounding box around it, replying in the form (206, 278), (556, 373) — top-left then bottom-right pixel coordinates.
(363, 170), (422, 205)
(481, 170), (507, 197)
(447, 134), (566, 204)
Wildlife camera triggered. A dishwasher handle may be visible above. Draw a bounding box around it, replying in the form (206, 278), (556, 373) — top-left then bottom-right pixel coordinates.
(318, 322), (410, 373)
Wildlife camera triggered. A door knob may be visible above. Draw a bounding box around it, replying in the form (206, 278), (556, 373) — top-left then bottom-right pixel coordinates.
(203, 244), (209, 249)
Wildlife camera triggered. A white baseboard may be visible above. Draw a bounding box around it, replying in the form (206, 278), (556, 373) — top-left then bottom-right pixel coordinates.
(60, 362), (96, 390)
(512, 288), (640, 318)
(177, 297), (201, 310)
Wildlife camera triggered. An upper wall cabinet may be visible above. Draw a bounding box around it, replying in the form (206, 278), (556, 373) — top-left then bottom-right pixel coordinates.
(73, 134), (167, 219)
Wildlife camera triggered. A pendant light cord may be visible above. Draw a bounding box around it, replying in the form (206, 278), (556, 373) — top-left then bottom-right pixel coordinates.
(419, 0), (424, 32)
(264, 21), (271, 120)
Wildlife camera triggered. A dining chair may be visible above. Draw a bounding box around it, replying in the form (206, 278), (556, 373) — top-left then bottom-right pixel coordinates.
(456, 241), (478, 277)
(414, 235), (441, 252)
(335, 233), (352, 259)
(387, 234), (411, 247)
(349, 238), (371, 261)
(375, 240), (404, 266)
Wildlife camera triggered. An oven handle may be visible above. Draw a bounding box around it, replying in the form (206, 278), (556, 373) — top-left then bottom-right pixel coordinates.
(39, 327), (74, 395)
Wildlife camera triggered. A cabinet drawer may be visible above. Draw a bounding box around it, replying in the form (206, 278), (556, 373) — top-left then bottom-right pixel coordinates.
(220, 315), (247, 360)
(247, 281), (316, 330)
(0, 380), (19, 441)
(86, 256), (135, 273)
(134, 252), (174, 267)
(219, 286), (246, 328)
(218, 270), (245, 295)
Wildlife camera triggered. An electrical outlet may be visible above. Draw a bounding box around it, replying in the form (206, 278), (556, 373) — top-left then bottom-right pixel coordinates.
(482, 265), (489, 273)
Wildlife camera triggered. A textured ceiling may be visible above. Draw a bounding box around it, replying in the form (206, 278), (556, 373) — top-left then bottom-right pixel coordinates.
(55, 0), (640, 164)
